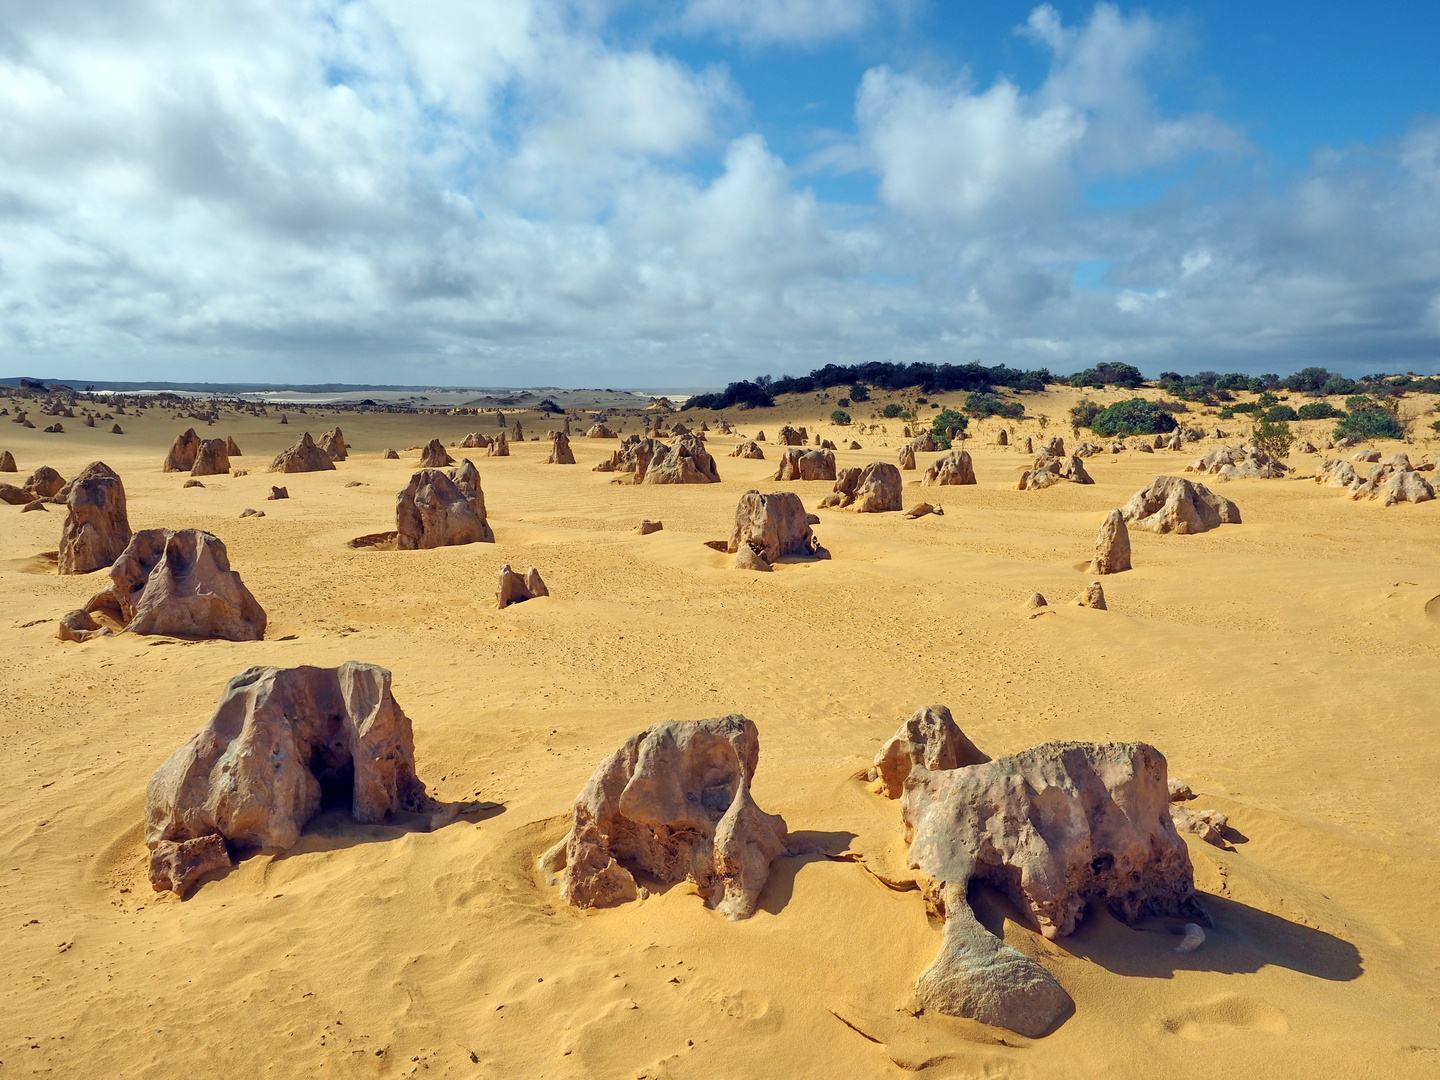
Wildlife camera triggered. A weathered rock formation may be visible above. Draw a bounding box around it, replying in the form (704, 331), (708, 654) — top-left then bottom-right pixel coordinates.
(1073, 582), (1107, 609)
(900, 741), (1207, 1036)
(419, 438), (454, 468)
(777, 424), (806, 446)
(1316, 459), (1360, 488)
(320, 427), (348, 462)
(730, 440), (765, 459)
(0, 450), (15, 472)
(904, 502), (940, 519)
(922, 449), (976, 486)
(268, 486), (288, 500)
(873, 705), (989, 798)
(1185, 445), (1287, 480)
(1121, 476), (1240, 534)
(645, 435), (720, 484)
(269, 432), (336, 473)
(190, 438), (230, 477)
(512, 420), (524, 442)
(58, 462), (131, 575)
(547, 431), (576, 465)
(727, 490), (816, 564)
(447, 459), (496, 542)
(898, 444), (917, 470)
(488, 431), (510, 457)
(587, 423), (617, 438)
(635, 519), (663, 535)
(997, 429), (1008, 446)
(64, 529), (266, 641)
(497, 564), (548, 608)
(1073, 442), (1102, 458)
(24, 465), (66, 498)
(909, 431), (939, 453)
(1170, 805), (1228, 846)
(820, 462), (902, 512)
(383, 448), (400, 459)
(540, 714), (787, 920)
(773, 447), (836, 482)
(1018, 453), (1092, 490)
(163, 428), (202, 472)
(396, 469), (489, 550)
(1090, 510), (1131, 574)
(145, 662), (428, 893)
(461, 432), (492, 449)
(225, 437), (242, 457)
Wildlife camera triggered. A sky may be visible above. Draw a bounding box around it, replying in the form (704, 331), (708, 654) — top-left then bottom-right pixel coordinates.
(1, 1), (1438, 389)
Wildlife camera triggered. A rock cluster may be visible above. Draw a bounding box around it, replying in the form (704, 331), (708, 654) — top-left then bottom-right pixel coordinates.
(461, 432), (493, 449)
(646, 434), (720, 484)
(497, 564), (548, 608)
(163, 429), (203, 472)
(776, 424), (807, 446)
(269, 432), (337, 473)
(819, 462), (902, 512)
(873, 705), (989, 798)
(145, 662), (428, 894)
(1, 464), (66, 505)
(1185, 444), (1287, 480)
(1121, 476), (1240, 533)
(540, 714), (787, 920)
(1318, 455), (1435, 505)
(1018, 449), (1092, 489)
(730, 440), (765, 459)
(922, 449), (976, 486)
(59, 529), (266, 642)
(58, 462), (132, 575)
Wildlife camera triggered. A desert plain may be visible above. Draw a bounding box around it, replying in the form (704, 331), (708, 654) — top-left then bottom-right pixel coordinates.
(2, 386), (1439, 1079)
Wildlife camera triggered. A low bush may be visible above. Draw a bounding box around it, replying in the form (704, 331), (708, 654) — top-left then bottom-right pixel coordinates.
(1090, 398), (1179, 436)
(1334, 404), (1403, 440)
(1070, 398), (1103, 428)
(1265, 404), (1299, 421)
(830, 409), (852, 426)
(882, 403), (902, 418)
(963, 391), (1025, 420)
(1296, 401), (1344, 421)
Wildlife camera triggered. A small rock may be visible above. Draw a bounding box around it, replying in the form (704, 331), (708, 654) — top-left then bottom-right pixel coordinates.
(733, 547), (772, 572)
(904, 502), (935, 519)
(1073, 582), (1107, 610)
(1171, 805), (1228, 846)
(1167, 777), (1194, 801)
(267, 486), (288, 500)
(184, 479), (204, 488)
(239, 508), (258, 518)
(497, 564), (549, 608)
(1174, 923), (1206, 954)
(635, 520), (663, 535)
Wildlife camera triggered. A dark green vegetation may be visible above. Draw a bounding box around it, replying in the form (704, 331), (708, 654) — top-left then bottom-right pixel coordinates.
(1089, 398), (1179, 436)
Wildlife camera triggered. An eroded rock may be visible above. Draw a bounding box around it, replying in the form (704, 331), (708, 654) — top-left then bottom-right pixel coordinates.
(547, 431), (576, 465)
(541, 714), (787, 920)
(148, 835), (233, 898)
(1090, 510), (1130, 575)
(488, 431), (510, 457)
(269, 432), (336, 473)
(497, 564), (548, 608)
(1073, 582), (1107, 609)
(396, 469), (489, 550)
(728, 490), (815, 563)
(1121, 476), (1240, 534)
(898, 444), (917, 470)
(0, 450), (14, 472)
(163, 429), (202, 472)
(730, 440), (765, 459)
(320, 427), (348, 462)
(191, 438), (230, 477)
(922, 449), (976, 487)
(873, 705), (989, 798)
(58, 462), (131, 575)
(773, 447), (836, 482)
(419, 438), (454, 468)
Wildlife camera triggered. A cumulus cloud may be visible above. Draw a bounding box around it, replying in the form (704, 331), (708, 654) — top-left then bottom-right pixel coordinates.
(0, 1), (1434, 384)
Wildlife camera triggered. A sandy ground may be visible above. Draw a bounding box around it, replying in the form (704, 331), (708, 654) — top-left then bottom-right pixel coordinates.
(2, 387), (1439, 1079)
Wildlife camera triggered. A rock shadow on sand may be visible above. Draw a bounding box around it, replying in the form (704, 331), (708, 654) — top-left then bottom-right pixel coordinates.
(757, 830), (859, 916)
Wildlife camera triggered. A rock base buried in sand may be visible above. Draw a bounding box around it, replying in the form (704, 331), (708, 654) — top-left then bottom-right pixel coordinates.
(1022, 592), (1048, 617)
(922, 449), (977, 486)
(728, 490), (815, 564)
(145, 662), (429, 893)
(904, 502), (940, 519)
(396, 468), (491, 550)
(730, 440), (764, 459)
(635, 519), (663, 535)
(1073, 582), (1107, 609)
(419, 438), (453, 468)
(0, 450), (14, 472)
(541, 714), (787, 920)
(1090, 509), (1131, 574)
(773, 447), (836, 481)
(1121, 476), (1239, 534)
(733, 547), (772, 572)
(900, 741), (1208, 1036)
(497, 564), (548, 608)
(163, 428), (202, 472)
(821, 461), (902, 511)
(148, 834), (233, 898)
(872, 705), (989, 798)
(267, 486), (288, 500)
(898, 444), (916, 470)
(1171, 805), (1229, 846)
(546, 430), (576, 464)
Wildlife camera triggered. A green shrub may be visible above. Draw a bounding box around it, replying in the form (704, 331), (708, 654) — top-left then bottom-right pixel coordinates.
(1322, 377), (1357, 396)
(1252, 413), (1294, 459)
(963, 391), (1025, 420)
(849, 383), (870, 402)
(1070, 398), (1103, 428)
(1335, 404), (1402, 440)
(1218, 407), (1235, 419)
(1090, 398), (1179, 437)
(1296, 401), (1344, 421)
(915, 397), (929, 405)
(830, 409), (852, 426)
(931, 409), (969, 437)
(1229, 401), (1257, 414)
(1344, 394), (1374, 412)
(837, 398), (850, 408)
(1265, 405), (1298, 421)
(882, 403), (902, 418)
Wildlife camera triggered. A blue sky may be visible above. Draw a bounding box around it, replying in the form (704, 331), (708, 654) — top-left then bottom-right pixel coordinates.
(1, 0), (1437, 388)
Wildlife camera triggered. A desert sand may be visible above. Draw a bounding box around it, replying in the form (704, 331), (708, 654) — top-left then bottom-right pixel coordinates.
(2, 385), (1439, 1078)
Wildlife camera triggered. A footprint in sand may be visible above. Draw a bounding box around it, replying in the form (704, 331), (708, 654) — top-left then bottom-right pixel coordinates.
(1162, 995), (1288, 1040)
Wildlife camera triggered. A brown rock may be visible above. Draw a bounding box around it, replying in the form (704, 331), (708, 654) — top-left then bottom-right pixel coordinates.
(319, 427), (348, 461)
(1170, 805), (1228, 846)
(85, 529), (266, 640)
(1073, 582), (1107, 609)
(190, 438), (230, 476)
(447, 459), (495, 541)
(383, 448), (399, 459)
(487, 431), (510, 457)
(148, 834), (233, 898)
(1316, 459), (1360, 487)
(777, 424), (806, 446)
(267, 486), (288, 500)
(825, 461), (902, 511)
(909, 431), (938, 453)
(395, 469), (488, 550)
(0, 450), (15, 472)
(23, 465), (66, 498)
(1022, 592), (1048, 616)
(145, 663), (428, 883)
(922, 449), (976, 486)
(111, 424), (123, 435)
(225, 437), (242, 457)
(58, 462), (131, 575)
(269, 432), (336, 473)
(902, 741), (1206, 1035)
(85, 415), (95, 427)
(819, 467), (862, 508)
(419, 438), (453, 468)
(586, 423), (617, 438)
(773, 447), (836, 481)
(755, 430), (766, 442)
(540, 714), (787, 920)
(904, 502), (937, 519)
(461, 432), (492, 449)
(183, 479), (204, 489)
(546, 430), (576, 465)
(997, 429), (1008, 446)
(728, 490), (815, 563)
(1121, 476), (1240, 534)
(733, 546), (772, 572)
(1089, 510), (1131, 574)
(0, 483), (29, 504)
(1040, 435), (1064, 458)
(898, 444), (917, 470)
(645, 435), (719, 485)
(163, 428), (202, 472)
(497, 564), (548, 608)
(635, 520), (663, 535)
(512, 420), (524, 442)
(730, 440), (765, 459)
(21, 499), (46, 511)
(873, 705), (989, 798)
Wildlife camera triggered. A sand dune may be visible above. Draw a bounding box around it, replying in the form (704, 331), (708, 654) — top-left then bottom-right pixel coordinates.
(2, 388), (1438, 1077)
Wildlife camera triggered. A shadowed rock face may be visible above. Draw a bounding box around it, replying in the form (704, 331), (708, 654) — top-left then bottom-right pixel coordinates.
(58, 462), (131, 575)
(645, 434), (720, 485)
(24, 465), (66, 498)
(922, 449), (976, 487)
(541, 714), (787, 920)
(225, 437), (241, 457)
(822, 462), (903, 511)
(909, 431), (938, 453)
(728, 490), (814, 564)
(396, 469), (489, 549)
(594, 436), (663, 481)
(1121, 476), (1240, 534)
(873, 705), (988, 799)
(269, 432), (336, 473)
(497, 564), (548, 608)
(419, 438), (453, 468)
(898, 444), (917, 470)
(63, 529), (266, 641)
(0, 450), (15, 472)
(487, 431), (510, 457)
(776, 424), (806, 446)
(773, 447), (836, 482)
(163, 428), (202, 472)
(320, 427), (348, 461)
(730, 440), (764, 460)
(547, 431), (576, 464)
(1090, 509), (1131, 574)
(144, 662), (429, 891)
(899, 741), (1208, 1036)
(447, 459), (495, 542)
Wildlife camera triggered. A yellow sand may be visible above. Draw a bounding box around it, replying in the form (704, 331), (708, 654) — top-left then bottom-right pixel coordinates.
(2, 388), (1438, 1078)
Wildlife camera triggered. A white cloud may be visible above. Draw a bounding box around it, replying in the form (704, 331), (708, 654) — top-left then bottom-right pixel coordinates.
(679, 0), (893, 47)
